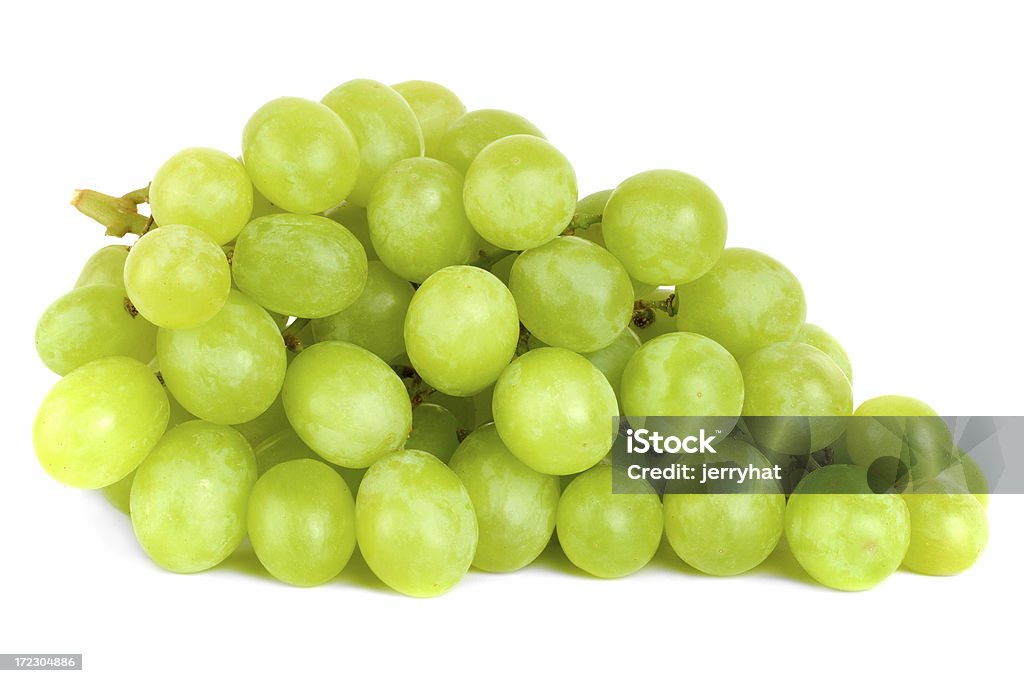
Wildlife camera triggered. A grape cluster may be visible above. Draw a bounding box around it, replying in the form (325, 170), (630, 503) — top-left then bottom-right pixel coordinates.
(34, 78), (989, 596)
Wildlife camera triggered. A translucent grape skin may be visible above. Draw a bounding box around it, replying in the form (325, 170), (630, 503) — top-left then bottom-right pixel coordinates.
(356, 449), (478, 597)
(580, 327), (642, 405)
(36, 284), (157, 375)
(232, 391), (288, 447)
(392, 80), (467, 158)
(311, 261), (414, 363)
(131, 421), (257, 573)
(232, 213), (368, 318)
(157, 290), (287, 425)
(675, 248), (806, 360)
(436, 109), (545, 175)
(404, 266), (519, 397)
(557, 465), (663, 578)
(493, 347), (618, 476)
(464, 135), (578, 251)
(324, 202), (377, 260)
(150, 147), (254, 245)
(253, 429), (365, 494)
(509, 236), (634, 353)
(242, 96), (360, 214)
(785, 465), (911, 591)
(367, 157), (478, 282)
(448, 424), (560, 572)
(247, 459), (357, 587)
(902, 486), (988, 576)
(74, 245), (129, 288)
(797, 323), (853, 384)
(321, 79), (423, 207)
(404, 403), (461, 464)
(602, 170), (728, 286)
(123, 224), (231, 329)
(34, 356), (169, 489)
(282, 341), (412, 468)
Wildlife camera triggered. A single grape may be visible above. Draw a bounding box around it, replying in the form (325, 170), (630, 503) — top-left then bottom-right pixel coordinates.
(846, 395), (952, 486)
(34, 356), (168, 489)
(231, 391), (288, 446)
(150, 147), (254, 245)
(282, 341), (411, 468)
(436, 109), (545, 175)
(253, 428), (365, 494)
(449, 424), (560, 572)
(429, 391), (478, 431)
(321, 79), (423, 206)
(123, 224), (231, 329)
(464, 135), (577, 251)
(579, 327), (642, 405)
(248, 185), (283, 221)
(902, 484), (988, 576)
(242, 96), (360, 214)
(488, 252), (518, 286)
(556, 465), (662, 578)
(74, 245), (129, 288)
(324, 201), (377, 260)
(571, 189), (613, 246)
(356, 449), (477, 597)
(232, 213), (368, 318)
(675, 248), (806, 359)
(797, 323), (853, 384)
(36, 284), (157, 375)
(493, 347), (617, 475)
(404, 403), (461, 464)
(392, 80), (467, 158)
(956, 451), (990, 508)
(247, 459), (357, 587)
(99, 470), (135, 514)
(404, 266), (519, 396)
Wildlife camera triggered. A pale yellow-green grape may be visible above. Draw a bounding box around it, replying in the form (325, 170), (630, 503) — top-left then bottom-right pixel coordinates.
(572, 189), (657, 299)
(740, 342), (853, 454)
(464, 135), (577, 251)
(509, 236), (634, 352)
(472, 384), (495, 428)
(675, 248), (806, 359)
(785, 465), (911, 591)
(356, 450), (477, 597)
(430, 391), (477, 432)
(247, 459), (357, 587)
(282, 341), (411, 468)
(392, 80), (467, 158)
(449, 424), (560, 572)
(232, 213), (367, 318)
(34, 356), (168, 489)
(150, 147), (254, 245)
(367, 157), (478, 282)
(488, 252), (518, 286)
(123, 224), (231, 329)
(556, 465), (662, 578)
(321, 79), (423, 206)
(253, 429), (365, 494)
(242, 96), (360, 214)
(902, 486), (988, 576)
(232, 391), (288, 447)
(131, 421), (256, 573)
(797, 323), (853, 384)
(74, 245), (129, 288)
(36, 284), (157, 375)
(956, 451), (990, 508)
(436, 109), (545, 175)
(493, 347), (617, 475)
(404, 403), (461, 464)
(404, 266), (519, 396)
(579, 327), (642, 406)
(311, 261), (414, 363)
(157, 290), (286, 424)
(248, 185), (283, 221)
(324, 201), (377, 260)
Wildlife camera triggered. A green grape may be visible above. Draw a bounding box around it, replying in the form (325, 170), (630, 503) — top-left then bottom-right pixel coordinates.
(248, 185), (283, 221)
(488, 252), (518, 286)
(404, 403), (461, 464)
(367, 157), (477, 282)
(740, 342), (853, 454)
(36, 284), (157, 375)
(324, 201), (377, 260)
(131, 421), (257, 573)
(797, 323), (853, 383)
(232, 213), (368, 318)
(472, 384), (494, 428)
(846, 396), (952, 486)
(157, 290), (287, 425)
(436, 108), (545, 175)
(429, 391), (477, 431)
(449, 424), (560, 572)
(321, 79), (423, 206)
(253, 429), (365, 494)
(785, 465), (911, 591)
(242, 96), (360, 214)
(282, 341), (411, 468)
(74, 245), (129, 288)
(572, 189), (613, 246)
(955, 451), (990, 508)
(123, 224), (231, 329)
(602, 170), (727, 286)
(509, 236), (633, 352)
(100, 470), (135, 514)
(493, 347), (617, 475)
(232, 391), (288, 446)
(581, 327), (642, 405)
(902, 486), (988, 576)
(663, 440), (785, 576)
(404, 266), (519, 396)
(356, 449), (477, 597)
(675, 248), (806, 359)
(556, 465), (662, 578)
(150, 147), (254, 245)
(311, 261), (414, 362)
(463, 135), (577, 251)
(247, 459), (357, 587)
(392, 80), (467, 158)
(34, 356), (168, 489)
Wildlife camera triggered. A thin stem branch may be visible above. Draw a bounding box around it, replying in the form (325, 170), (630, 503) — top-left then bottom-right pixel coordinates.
(71, 185), (151, 237)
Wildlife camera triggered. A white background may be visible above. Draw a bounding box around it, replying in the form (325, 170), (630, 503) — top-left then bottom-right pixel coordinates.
(2, 0), (1022, 680)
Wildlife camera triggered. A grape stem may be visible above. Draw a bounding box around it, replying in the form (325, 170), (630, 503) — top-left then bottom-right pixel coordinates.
(71, 186), (152, 237)
(282, 318), (310, 353)
(391, 364), (436, 408)
(472, 245), (512, 270)
(632, 293), (677, 328)
(563, 210), (602, 236)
